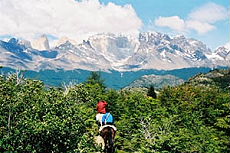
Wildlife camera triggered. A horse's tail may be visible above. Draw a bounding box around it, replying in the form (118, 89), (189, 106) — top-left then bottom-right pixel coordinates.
(101, 126), (116, 153)
(108, 127), (114, 151)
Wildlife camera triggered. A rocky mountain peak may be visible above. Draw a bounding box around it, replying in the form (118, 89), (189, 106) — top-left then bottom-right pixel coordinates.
(214, 45), (230, 61)
(31, 34), (50, 50)
(138, 32), (171, 45)
(55, 40), (76, 51)
(55, 37), (78, 47)
(19, 39), (32, 48)
(8, 38), (18, 44)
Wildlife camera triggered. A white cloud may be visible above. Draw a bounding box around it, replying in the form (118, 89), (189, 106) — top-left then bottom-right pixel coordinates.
(186, 20), (215, 34)
(0, 0), (142, 42)
(154, 2), (228, 35)
(154, 16), (185, 31)
(224, 41), (230, 50)
(188, 2), (229, 23)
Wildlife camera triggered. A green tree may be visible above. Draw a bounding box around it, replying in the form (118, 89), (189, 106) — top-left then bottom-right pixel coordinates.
(85, 71), (106, 89)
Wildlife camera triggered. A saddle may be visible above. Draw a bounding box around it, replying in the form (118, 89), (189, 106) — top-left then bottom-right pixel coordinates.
(99, 124), (117, 132)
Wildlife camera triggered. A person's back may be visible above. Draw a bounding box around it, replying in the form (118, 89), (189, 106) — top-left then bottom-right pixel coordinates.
(96, 100), (108, 126)
(102, 112), (114, 125)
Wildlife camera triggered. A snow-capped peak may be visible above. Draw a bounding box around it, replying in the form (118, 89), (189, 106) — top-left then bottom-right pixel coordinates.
(174, 34), (185, 39)
(55, 37), (78, 47)
(31, 34), (50, 50)
(19, 39), (32, 48)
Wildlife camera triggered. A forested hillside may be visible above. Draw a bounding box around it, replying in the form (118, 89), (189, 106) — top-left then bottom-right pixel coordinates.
(125, 74), (184, 89)
(0, 70), (229, 152)
(187, 69), (230, 90)
(0, 67), (213, 89)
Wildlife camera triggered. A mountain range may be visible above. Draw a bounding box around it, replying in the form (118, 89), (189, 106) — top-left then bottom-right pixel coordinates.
(0, 32), (229, 71)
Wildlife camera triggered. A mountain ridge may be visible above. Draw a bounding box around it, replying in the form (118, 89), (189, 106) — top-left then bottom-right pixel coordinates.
(0, 32), (229, 71)
(124, 74), (185, 89)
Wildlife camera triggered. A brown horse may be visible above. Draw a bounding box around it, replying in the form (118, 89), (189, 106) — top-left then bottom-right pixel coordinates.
(100, 126), (116, 153)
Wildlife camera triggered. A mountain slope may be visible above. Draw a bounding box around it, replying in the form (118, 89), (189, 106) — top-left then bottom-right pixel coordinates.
(186, 69), (230, 89)
(125, 74), (184, 89)
(0, 38), (58, 70)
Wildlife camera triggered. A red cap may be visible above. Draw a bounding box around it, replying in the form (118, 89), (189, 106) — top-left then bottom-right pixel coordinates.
(97, 100), (108, 113)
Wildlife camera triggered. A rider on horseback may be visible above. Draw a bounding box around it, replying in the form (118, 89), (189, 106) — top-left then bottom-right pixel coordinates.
(96, 100), (116, 153)
(96, 100), (116, 130)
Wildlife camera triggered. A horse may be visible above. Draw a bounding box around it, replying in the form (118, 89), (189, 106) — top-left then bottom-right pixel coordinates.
(100, 126), (116, 153)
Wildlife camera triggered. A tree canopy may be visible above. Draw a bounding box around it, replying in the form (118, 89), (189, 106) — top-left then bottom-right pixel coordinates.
(0, 71), (229, 152)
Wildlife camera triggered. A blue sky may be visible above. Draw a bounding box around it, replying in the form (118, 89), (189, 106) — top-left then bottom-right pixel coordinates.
(100, 0), (230, 49)
(0, 0), (229, 50)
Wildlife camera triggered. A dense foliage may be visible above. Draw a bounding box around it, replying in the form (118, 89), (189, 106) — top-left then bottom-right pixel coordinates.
(0, 70), (229, 152)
